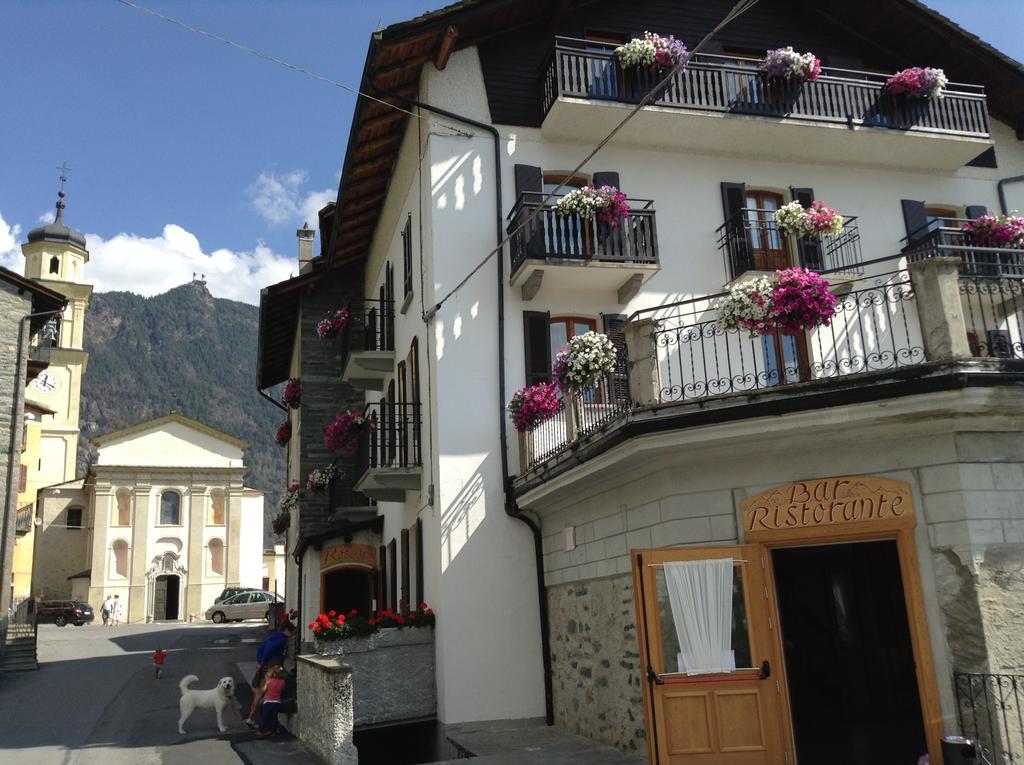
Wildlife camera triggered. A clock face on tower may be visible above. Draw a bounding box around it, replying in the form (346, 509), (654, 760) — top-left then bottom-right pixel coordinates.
(30, 370), (60, 396)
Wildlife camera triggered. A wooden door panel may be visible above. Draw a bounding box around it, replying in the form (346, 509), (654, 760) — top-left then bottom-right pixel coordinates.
(633, 545), (790, 764)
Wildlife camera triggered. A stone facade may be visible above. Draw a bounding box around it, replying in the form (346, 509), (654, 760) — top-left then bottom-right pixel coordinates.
(548, 576), (647, 754)
(314, 627), (436, 727)
(295, 654), (358, 765)
(0, 280), (33, 615)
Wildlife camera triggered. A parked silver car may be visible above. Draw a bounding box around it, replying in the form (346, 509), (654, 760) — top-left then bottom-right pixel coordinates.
(205, 591), (284, 623)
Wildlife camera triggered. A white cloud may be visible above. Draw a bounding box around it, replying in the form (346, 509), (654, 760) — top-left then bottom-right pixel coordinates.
(84, 224), (295, 304)
(38, 210), (54, 224)
(0, 211), (22, 271)
(246, 170), (334, 229)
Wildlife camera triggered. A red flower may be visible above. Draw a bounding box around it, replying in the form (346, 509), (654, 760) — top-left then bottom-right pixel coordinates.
(349, 609), (358, 617)
(419, 602), (429, 610)
(396, 616), (406, 624)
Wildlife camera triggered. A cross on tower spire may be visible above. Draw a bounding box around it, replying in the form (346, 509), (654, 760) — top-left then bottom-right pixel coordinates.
(54, 161), (72, 222)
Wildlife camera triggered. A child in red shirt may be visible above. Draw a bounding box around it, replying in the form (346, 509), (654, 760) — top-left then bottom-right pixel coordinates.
(152, 648), (168, 678)
(256, 665), (286, 737)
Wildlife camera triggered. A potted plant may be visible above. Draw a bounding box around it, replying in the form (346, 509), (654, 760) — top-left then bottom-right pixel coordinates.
(310, 610), (378, 655)
(306, 464), (339, 493)
(316, 308), (349, 341)
(324, 410), (373, 456)
(552, 331), (619, 391)
(282, 378), (302, 409)
(271, 512), (290, 535)
(554, 185), (630, 254)
(274, 421), (291, 447)
(615, 31), (688, 72)
(717, 276), (776, 337)
(507, 382), (561, 432)
(281, 481), (300, 512)
(717, 269), (837, 337)
(961, 214), (1024, 247)
(759, 47), (820, 111)
(884, 67), (947, 100)
(774, 200), (844, 238)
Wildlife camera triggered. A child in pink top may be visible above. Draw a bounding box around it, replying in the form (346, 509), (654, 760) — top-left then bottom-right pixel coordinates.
(256, 665), (286, 737)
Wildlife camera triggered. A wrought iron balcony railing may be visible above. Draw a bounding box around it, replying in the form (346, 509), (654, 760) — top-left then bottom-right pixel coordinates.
(341, 298), (396, 358)
(902, 220), (1024, 278)
(960, 275), (1024, 360)
(717, 208), (863, 281)
(954, 671), (1024, 765)
(508, 192), (658, 275)
(357, 402), (422, 477)
(542, 37), (990, 139)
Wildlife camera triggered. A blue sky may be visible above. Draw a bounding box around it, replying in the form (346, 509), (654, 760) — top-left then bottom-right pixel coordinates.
(1, 0), (1022, 304)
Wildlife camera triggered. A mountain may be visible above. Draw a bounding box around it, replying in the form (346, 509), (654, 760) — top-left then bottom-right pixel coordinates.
(78, 280), (284, 547)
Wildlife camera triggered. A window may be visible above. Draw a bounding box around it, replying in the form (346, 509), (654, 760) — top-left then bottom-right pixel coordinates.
(112, 540), (129, 578)
(209, 488), (225, 525)
(49, 256), (59, 275)
(208, 538), (224, 576)
(159, 491), (181, 525)
(925, 205), (960, 233)
(114, 488), (131, 526)
(67, 507), (83, 528)
(744, 190), (790, 271)
(402, 215), (413, 300)
(549, 316), (597, 372)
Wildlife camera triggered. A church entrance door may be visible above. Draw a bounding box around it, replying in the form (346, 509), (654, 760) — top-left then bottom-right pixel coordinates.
(154, 575), (180, 621)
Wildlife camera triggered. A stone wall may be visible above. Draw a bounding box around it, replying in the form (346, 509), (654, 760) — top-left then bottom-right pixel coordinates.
(296, 654), (358, 765)
(548, 575), (646, 755)
(0, 282), (32, 614)
(315, 627), (436, 727)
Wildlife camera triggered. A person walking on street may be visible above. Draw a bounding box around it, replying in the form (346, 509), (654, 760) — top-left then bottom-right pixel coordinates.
(245, 621), (293, 726)
(255, 665), (286, 738)
(152, 648), (168, 678)
(100, 595), (113, 626)
(111, 594), (123, 626)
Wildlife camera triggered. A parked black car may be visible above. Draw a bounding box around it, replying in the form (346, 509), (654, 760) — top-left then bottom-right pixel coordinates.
(214, 587), (256, 604)
(38, 600), (94, 627)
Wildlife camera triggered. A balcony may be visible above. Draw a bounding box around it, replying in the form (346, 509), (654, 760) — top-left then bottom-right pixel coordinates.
(517, 264), (928, 475)
(540, 38), (991, 171)
(353, 402), (422, 502)
(328, 474), (377, 525)
(340, 299), (395, 391)
(718, 208), (863, 284)
(902, 220), (1024, 279)
(508, 192), (659, 302)
(15, 504), (34, 535)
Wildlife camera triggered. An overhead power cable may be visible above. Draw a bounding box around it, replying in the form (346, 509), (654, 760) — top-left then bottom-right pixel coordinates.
(112, 0), (472, 137)
(423, 0), (760, 320)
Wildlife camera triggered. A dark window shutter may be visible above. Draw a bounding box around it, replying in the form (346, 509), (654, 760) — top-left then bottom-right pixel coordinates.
(19, 464), (27, 493)
(901, 199), (929, 243)
(415, 517), (424, 605)
(400, 528), (410, 609)
(592, 171), (620, 190)
(378, 545), (387, 611)
(602, 313), (629, 402)
(966, 205), (989, 220)
(721, 182), (751, 279)
(523, 310), (552, 386)
(514, 164), (543, 200)
(402, 215), (413, 298)
(387, 539), (398, 612)
(790, 187), (824, 271)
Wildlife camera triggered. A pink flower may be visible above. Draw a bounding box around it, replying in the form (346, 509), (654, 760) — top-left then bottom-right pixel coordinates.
(316, 308), (349, 341)
(282, 378), (302, 408)
(507, 382), (561, 432)
(770, 268), (837, 334)
(324, 411), (371, 456)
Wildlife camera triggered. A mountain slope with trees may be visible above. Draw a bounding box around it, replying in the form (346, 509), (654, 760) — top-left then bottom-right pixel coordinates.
(79, 280), (284, 545)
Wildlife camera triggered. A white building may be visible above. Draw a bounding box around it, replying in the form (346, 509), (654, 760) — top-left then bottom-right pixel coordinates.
(258, 1), (1024, 762)
(36, 413), (265, 622)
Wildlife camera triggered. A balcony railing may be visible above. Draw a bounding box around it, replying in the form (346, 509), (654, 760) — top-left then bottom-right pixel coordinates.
(519, 354), (631, 471)
(718, 208), (863, 281)
(961, 275), (1024, 360)
(358, 402), (422, 476)
(508, 192), (658, 275)
(15, 504), (33, 535)
(652, 269), (923, 402)
(341, 298), (396, 358)
(903, 221), (1024, 278)
(955, 671), (1024, 764)
(542, 37), (990, 138)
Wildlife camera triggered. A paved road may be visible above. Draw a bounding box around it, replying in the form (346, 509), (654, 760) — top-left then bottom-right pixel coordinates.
(0, 621), (267, 765)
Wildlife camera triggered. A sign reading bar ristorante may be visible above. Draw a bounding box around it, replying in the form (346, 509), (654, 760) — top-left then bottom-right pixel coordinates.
(741, 476), (914, 540)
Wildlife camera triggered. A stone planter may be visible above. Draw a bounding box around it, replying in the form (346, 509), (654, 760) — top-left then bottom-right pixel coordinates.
(315, 627), (436, 727)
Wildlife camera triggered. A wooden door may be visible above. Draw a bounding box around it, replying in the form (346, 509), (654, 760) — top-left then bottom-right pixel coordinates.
(153, 578), (167, 621)
(633, 545), (790, 764)
(745, 191), (791, 271)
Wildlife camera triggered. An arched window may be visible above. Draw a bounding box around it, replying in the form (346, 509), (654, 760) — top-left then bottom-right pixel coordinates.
(208, 538), (224, 576)
(114, 488), (131, 526)
(49, 256), (60, 275)
(112, 540), (129, 578)
(160, 491), (181, 525)
(209, 488), (225, 526)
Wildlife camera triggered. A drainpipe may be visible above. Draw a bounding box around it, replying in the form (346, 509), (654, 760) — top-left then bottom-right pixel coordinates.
(2, 310), (64, 614)
(258, 387), (288, 413)
(997, 174), (1024, 215)
(370, 79), (555, 725)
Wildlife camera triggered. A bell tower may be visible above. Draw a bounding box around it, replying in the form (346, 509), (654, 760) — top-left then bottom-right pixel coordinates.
(21, 171), (93, 485)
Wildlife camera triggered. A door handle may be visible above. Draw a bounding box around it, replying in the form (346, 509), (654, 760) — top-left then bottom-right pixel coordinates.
(759, 660), (771, 680)
(647, 666), (664, 685)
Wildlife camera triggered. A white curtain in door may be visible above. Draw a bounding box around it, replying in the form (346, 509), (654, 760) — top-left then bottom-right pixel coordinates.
(664, 558), (734, 675)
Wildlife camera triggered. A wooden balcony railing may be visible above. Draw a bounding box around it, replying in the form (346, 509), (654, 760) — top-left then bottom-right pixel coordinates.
(508, 192), (658, 274)
(717, 208), (864, 281)
(542, 37), (989, 139)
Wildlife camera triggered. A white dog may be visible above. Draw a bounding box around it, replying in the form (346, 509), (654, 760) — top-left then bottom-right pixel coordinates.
(178, 674), (237, 734)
